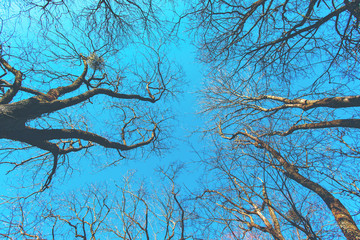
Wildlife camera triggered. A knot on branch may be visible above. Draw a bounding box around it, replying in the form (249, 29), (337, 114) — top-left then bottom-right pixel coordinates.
(254, 141), (264, 149)
(45, 89), (60, 101)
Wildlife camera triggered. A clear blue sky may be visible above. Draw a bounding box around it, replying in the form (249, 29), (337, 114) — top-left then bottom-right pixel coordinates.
(0, 1), (209, 238)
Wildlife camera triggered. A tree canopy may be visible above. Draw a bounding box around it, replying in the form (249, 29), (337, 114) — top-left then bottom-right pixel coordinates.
(1, 0), (360, 239)
(0, 0), (179, 193)
(191, 0), (360, 239)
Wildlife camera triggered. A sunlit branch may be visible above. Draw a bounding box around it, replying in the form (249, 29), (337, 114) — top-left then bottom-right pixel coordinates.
(237, 130), (360, 240)
(238, 95), (360, 112)
(271, 119), (360, 136)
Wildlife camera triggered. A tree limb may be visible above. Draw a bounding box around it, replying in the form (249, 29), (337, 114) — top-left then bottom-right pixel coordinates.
(1, 126), (157, 151)
(272, 119), (360, 136)
(0, 56), (23, 104)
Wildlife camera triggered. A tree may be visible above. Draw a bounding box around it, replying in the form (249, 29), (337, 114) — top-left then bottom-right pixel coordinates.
(187, 0), (360, 239)
(194, 140), (340, 239)
(0, 170), (191, 239)
(0, 0), (180, 194)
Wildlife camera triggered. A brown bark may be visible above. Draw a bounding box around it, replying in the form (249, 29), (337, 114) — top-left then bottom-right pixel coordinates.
(0, 126), (157, 152)
(241, 132), (360, 240)
(275, 119), (360, 136)
(251, 95), (360, 112)
(0, 54), (160, 169)
(262, 184), (285, 240)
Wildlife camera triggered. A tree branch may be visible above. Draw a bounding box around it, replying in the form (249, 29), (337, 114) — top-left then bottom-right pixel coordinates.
(272, 119), (360, 136)
(249, 4), (349, 54)
(0, 57), (23, 104)
(241, 95), (360, 112)
(46, 54), (88, 100)
(238, 131), (360, 240)
(1, 126), (157, 151)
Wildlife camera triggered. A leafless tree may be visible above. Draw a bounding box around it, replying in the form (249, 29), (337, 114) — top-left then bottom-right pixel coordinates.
(187, 0), (360, 239)
(0, 170), (192, 239)
(194, 141), (341, 240)
(0, 0), (180, 194)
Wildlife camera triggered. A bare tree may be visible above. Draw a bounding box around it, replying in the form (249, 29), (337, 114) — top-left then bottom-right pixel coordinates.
(194, 141), (340, 240)
(187, 0), (360, 239)
(0, 0), (180, 194)
(0, 171), (192, 239)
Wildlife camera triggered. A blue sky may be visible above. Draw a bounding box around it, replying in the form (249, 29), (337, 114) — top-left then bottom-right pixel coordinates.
(2, 1), (360, 239)
(0, 2), (210, 237)
(56, 40), (206, 193)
